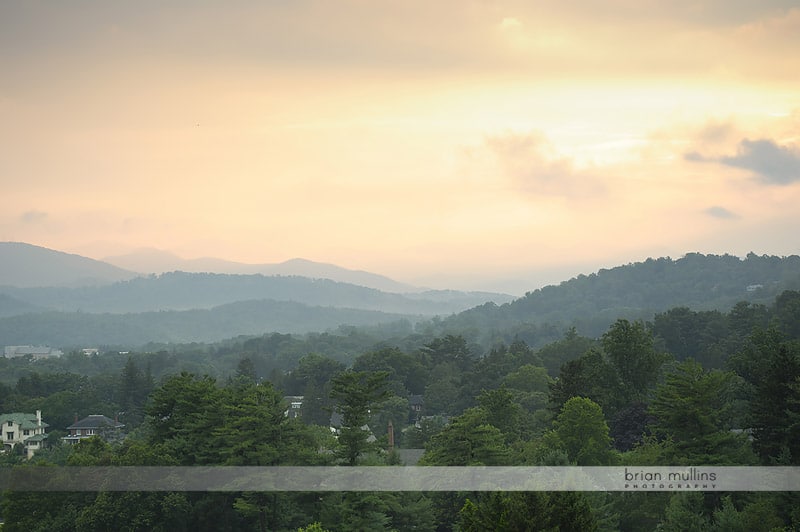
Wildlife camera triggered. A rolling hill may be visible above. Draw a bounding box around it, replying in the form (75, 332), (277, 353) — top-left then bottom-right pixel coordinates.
(0, 242), (138, 287)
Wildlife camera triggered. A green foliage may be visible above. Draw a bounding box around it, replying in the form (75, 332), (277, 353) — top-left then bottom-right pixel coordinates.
(422, 362), (461, 415)
(729, 328), (800, 463)
(119, 356), (153, 428)
(553, 397), (614, 465)
(420, 408), (511, 465)
(145, 373), (221, 464)
(144, 372), (323, 466)
(421, 335), (474, 370)
(0, 491), (90, 532)
(459, 492), (597, 532)
(352, 346), (428, 395)
(297, 523), (330, 532)
(602, 319), (671, 403)
(549, 349), (621, 415)
(538, 328), (597, 375)
(652, 307), (730, 369)
(329, 370), (391, 465)
(657, 492), (710, 531)
(476, 387), (525, 442)
(711, 495), (747, 531)
(6, 279), (800, 531)
(67, 437), (115, 466)
(773, 290), (800, 339)
(74, 492), (191, 532)
(368, 394), (409, 439)
(649, 360), (753, 464)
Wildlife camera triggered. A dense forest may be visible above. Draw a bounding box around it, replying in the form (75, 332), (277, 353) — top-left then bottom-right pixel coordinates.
(2, 289), (799, 531)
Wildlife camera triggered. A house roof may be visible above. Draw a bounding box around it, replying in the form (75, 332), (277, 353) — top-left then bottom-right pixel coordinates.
(408, 394), (424, 406)
(67, 415), (124, 430)
(25, 433), (48, 442)
(0, 412), (48, 429)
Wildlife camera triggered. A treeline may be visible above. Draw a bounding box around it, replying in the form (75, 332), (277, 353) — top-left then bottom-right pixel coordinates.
(1, 291), (799, 530)
(0, 299), (419, 346)
(438, 253), (800, 343)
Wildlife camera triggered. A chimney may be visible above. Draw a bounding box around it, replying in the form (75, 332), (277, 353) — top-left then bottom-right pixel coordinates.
(36, 410), (42, 426)
(75, 413), (78, 423)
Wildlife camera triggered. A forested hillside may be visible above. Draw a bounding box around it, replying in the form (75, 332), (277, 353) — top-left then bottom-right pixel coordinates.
(440, 253), (800, 342)
(2, 290), (799, 530)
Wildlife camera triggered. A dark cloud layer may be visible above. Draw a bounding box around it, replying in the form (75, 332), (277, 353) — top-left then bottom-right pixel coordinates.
(685, 138), (800, 185)
(720, 139), (800, 185)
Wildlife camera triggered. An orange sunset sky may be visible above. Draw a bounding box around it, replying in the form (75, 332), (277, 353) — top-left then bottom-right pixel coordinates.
(1, 1), (799, 292)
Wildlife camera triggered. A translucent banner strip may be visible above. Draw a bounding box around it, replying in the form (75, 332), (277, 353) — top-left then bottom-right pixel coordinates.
(1, 466), (799, 492)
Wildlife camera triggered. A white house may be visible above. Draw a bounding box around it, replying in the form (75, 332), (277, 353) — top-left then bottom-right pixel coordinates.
(0, 410), (49, 459)
(283, 395), (304, 419)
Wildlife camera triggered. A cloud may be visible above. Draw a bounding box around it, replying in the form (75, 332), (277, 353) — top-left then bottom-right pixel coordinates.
(720, 138), (800, 185)
(684, 137), (800, 185)
(683, 151), (707, 162)
(484, 132), (604, 198)
(19, 210), (48, 223)
(704, 206), (738, 219)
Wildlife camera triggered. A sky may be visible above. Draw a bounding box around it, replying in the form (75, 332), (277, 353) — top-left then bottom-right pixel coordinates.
(1, 1), (799, 293)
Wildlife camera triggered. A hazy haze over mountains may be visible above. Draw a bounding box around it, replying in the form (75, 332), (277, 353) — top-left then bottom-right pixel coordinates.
(0, 242), (138, 287)
(0, 242), (516, 314)
(1, 242), (799, 348)
(102, 247), (418, 293)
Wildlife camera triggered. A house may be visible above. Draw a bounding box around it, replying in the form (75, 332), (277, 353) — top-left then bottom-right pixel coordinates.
(62, 415), (125, 444)
(283, 395), (304, 419)
(0, 410), (49, 459)
(408, 394), (424, 422)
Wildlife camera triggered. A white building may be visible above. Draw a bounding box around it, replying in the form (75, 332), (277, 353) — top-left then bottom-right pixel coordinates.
(4, 345), (63, 360)
(0, 410), (49, 459)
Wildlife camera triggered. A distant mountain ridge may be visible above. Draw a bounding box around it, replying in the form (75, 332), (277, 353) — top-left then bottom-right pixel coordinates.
(2, 244), (799, 350)
(1, 271), (514, 316)
(0, 243), (516, 322)
(103, 248), (417, 293)
(0, 242), (138, 287)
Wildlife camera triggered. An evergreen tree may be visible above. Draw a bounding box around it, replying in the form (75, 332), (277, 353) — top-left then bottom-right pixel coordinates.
(649, 360), (751, 464)
(329, 370), (391, 465)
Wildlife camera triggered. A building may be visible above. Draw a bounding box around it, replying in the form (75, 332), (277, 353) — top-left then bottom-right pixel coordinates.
(0, 410), (49, 459)
(409, 394), (424, 422)
(284, 396), (304, 419)
(62, 415), (125, 444)
(3, 345), (63, 360)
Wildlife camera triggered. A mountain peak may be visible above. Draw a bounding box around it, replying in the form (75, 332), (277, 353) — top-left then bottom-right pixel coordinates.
(0, 242), (138, 288)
